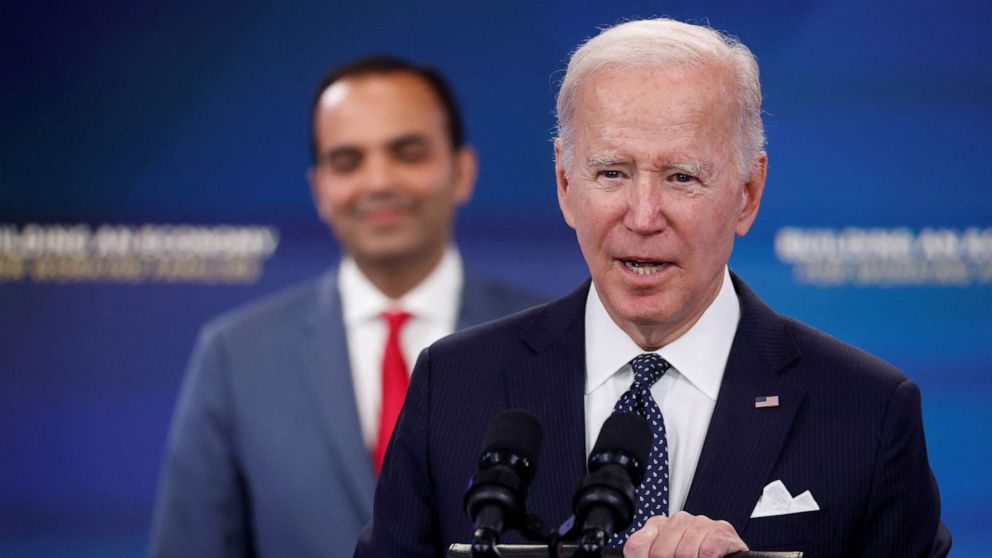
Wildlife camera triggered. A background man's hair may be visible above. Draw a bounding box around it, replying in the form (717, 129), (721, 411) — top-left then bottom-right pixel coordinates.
(310, 55), (465, 161)
(554, 18), (765, 178)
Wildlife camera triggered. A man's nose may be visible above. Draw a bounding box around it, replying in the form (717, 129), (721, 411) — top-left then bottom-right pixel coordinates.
(362, 153), (399, 192)
(622, 178), (668, 235)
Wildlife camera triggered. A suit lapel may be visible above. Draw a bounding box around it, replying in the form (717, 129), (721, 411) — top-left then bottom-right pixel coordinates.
(506, 281), (590, 521)
(299, 271), (376, 519)
(683, 274), (804, 534)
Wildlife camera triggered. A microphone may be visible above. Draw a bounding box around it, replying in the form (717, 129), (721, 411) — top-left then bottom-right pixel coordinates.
(463, 409), (544, 557)
(571, 412), (652, 554)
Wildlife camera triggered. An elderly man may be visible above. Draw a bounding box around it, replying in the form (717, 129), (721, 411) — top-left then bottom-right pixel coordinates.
(357, 19), (949, 558)
(149, 56), (544, 557)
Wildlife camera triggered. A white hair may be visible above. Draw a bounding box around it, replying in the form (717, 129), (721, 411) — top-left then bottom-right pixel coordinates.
(555, 18), (766, 177)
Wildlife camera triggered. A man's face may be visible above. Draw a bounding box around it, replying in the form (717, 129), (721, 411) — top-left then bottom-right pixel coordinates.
(309, 72), (474, 269)
(556, 63), (766, 349)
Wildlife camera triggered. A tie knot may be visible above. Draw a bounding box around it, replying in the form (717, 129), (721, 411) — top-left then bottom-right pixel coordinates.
(629, 353), (670, 388)
(382, 310), (412, 333)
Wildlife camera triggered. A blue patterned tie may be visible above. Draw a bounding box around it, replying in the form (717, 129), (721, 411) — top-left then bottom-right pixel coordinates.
(609, 353), (671, 547)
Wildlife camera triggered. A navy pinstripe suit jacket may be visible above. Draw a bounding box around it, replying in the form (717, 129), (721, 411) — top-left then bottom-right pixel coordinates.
(357, 273), (950, 557)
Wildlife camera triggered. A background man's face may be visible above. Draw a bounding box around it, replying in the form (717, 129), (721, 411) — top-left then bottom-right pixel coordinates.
(556, 63), (765, 348)
(309, 72), (474, 269)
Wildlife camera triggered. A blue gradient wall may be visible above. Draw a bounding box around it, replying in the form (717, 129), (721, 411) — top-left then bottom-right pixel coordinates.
(2, 2), (989, 556)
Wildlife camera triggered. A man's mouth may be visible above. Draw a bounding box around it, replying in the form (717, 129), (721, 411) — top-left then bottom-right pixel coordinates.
(362, 207), (408, 224)
(622, 259), (668, 276)
(357, 195), (414, 225)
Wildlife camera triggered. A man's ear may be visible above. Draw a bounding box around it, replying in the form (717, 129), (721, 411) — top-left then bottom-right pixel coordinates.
(452, 146), (478, 205)
(735, 152), (767, 237)
(554, 140), (576, 228)
(307, 167), (332, 223)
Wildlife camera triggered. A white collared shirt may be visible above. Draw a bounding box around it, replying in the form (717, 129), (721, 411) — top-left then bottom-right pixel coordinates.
(339, 247), (463, 448)
(584, 266), (740, 516)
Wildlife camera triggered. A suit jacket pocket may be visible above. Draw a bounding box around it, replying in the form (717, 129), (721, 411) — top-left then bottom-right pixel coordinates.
(744, 509), (827, 549)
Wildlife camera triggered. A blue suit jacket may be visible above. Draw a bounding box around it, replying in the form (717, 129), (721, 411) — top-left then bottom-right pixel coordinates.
(149, 269), (545, 557)
(357, 274), (949, 557)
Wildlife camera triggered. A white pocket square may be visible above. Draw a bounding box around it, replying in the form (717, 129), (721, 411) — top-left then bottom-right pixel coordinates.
(750, 480), (820, 518)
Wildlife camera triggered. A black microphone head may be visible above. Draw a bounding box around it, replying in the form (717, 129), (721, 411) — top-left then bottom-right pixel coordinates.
(481, 409), (543, 468)
(570, 413), (652, 540)
(464, 409), (544, 538)
(589, 412), (652, 482)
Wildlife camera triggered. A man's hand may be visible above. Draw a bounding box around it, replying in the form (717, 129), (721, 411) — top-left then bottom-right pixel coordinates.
(623, 512), (748, 558)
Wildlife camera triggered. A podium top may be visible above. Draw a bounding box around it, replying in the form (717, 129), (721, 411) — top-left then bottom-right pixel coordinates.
(447, 544), (802, 558)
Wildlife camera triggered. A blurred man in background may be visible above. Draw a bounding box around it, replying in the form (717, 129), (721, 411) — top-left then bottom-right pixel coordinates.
(150, 56), (543, 557)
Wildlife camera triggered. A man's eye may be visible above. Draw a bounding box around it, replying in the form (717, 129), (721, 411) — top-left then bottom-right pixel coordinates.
(600, 170), (624, 179)
(327, 153), (361, 173)
(672, 173), (694, 183)
(394, 143), (429, 163)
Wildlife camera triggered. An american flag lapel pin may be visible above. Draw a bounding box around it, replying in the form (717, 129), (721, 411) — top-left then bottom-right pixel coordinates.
(755, 395), (780, 408)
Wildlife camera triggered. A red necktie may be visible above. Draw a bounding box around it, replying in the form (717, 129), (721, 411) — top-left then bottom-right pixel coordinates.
(373, 310), (412, 475)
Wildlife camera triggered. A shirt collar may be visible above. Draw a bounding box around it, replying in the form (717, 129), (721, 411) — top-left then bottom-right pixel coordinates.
(338, 246), (463, 325)
(584, 266), (740, 400)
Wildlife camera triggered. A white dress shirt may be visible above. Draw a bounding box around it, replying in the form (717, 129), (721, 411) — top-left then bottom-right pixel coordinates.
(584, 266), (740, 516)
(339, 247), (463, 449)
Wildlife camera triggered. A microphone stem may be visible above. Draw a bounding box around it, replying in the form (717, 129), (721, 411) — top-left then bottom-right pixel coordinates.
(470, 526), (502, 558)
(574, 528), (607, 557)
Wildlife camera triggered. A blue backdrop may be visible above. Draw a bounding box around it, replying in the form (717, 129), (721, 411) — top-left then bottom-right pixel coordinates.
(2, 1), (990, 556)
